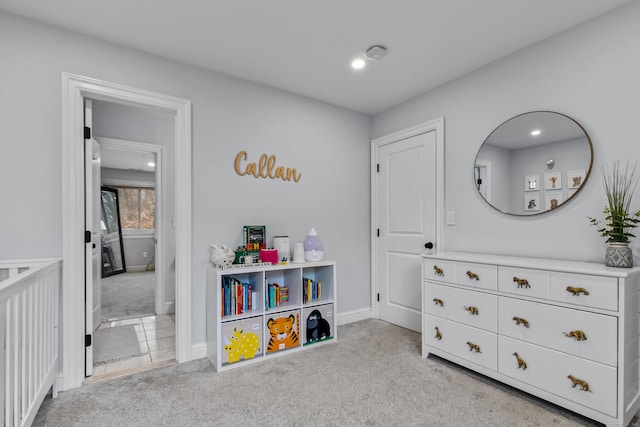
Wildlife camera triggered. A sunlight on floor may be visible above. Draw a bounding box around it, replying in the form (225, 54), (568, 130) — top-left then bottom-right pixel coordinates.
(86, 314), (175, 383)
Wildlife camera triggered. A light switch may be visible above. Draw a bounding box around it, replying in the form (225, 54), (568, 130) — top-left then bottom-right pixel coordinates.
(447, 211), (455, 225)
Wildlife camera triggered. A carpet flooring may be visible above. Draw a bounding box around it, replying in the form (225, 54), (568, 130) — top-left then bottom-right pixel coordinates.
(93, 325), (144, 364)
(34, 319), (635, 427)
(101, 271), (155, 322)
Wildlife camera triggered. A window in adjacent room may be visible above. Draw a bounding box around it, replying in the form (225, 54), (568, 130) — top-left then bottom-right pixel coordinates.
(113, 186), (155, 230)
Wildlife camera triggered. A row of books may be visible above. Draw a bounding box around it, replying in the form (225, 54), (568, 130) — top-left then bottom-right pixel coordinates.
(265, 283), (289, 309)
(221, 276), (256, 317)
(303, 277), (322, 303)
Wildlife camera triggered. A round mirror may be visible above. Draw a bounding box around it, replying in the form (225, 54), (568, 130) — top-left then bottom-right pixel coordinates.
(474, 111), (593, 216)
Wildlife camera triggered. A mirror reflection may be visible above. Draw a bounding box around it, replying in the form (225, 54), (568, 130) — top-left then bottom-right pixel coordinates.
(101, 187), (127, 277)
(474, 111), (593, 216)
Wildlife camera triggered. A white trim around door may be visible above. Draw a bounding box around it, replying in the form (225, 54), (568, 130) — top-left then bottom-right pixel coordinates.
(370, 117), (445, 319)
(61, 73), (192, 391)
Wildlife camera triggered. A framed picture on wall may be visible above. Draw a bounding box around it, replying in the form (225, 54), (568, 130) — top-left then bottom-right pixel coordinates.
(525, 174), (539, 192)
(546, 191), (563, 210)
(567, 170), (586, 189)
(544, 172), (562, 190)
(524, 193), (540, 211)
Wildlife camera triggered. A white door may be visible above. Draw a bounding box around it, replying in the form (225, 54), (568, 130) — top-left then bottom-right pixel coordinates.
(374, 126), (440, 332)
(84, 99), (102, 376)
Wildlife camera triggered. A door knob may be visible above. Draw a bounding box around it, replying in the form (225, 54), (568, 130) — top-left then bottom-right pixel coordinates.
(425, 242), (434, 250)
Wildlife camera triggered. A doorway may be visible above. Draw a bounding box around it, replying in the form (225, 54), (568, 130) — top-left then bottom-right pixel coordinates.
(91, 137), (176, 380)
(61, 73), (192, 391)
(371, 117), (445, 332)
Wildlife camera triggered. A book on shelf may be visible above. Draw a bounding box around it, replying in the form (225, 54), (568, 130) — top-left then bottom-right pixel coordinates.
(302, 277), (323, 303)
(221, 277), (255, 317)
(265, 283), (289, 309)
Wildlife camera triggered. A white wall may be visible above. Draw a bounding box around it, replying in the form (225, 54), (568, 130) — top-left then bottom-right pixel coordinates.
(0, 11), (372, 348)
(372, 2), (640, 263)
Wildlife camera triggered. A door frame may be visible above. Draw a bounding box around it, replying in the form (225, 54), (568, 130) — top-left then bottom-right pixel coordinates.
(97, 137), (166, 316)
(61, 73), (192, 391)
(370, 117), (445, 319)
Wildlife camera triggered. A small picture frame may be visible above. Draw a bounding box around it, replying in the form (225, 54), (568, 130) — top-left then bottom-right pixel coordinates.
(544, 172), (562, 190)
(243, 225), (266, 251)
(567, 170), (586, 189)
(525, 174), (539, 192)
(546, 191), (563, 210)
(524, 193), (540, 211)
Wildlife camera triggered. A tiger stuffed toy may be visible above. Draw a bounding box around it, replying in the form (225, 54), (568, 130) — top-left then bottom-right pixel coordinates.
(266, 314), (299, 353)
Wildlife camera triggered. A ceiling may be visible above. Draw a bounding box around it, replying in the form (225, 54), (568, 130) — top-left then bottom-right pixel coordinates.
(0, 0), (631, 115)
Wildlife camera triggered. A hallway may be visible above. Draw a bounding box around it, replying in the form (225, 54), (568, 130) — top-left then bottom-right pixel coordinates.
(88, 314), (176, 382)
(90, 271), (175, 382)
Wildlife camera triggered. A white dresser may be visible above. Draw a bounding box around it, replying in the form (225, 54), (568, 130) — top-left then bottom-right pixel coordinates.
(422, 252), (640, 427)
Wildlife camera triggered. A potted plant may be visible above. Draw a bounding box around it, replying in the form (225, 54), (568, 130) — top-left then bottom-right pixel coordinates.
(589, 161), (640, 267)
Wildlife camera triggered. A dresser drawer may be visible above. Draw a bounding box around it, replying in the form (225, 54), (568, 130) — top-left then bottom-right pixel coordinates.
(549, 272), (618, 311)
(498, 267), (549, 299)
(498, 336), (616, 418)
(457, 262), (497, 291)
(424, 314), (497, 371)
(425, 282), (497, 332)
(497, 296), (617, 366)
(424, 259), (457, 284)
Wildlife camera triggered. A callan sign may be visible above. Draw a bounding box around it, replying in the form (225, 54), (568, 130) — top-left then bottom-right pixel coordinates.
(234, 150), (302, 183)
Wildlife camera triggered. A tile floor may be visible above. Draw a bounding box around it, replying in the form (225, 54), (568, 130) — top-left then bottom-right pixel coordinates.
(86, 314), (176, 383)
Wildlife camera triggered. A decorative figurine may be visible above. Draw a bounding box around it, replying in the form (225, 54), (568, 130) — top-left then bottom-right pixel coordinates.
(209, 244), (235, 267)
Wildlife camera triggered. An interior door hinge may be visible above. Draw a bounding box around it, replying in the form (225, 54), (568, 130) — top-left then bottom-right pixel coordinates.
(376, 163), (380, 173)
(377, 293), (380, 302)
(85, 334), (92, 347)
(377, 228), (380, 237)
(84, 230), (91, 243)
(84, 126), (91, 139)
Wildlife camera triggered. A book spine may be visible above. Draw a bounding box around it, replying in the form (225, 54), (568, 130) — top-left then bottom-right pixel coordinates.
(224, 279), (231, 316)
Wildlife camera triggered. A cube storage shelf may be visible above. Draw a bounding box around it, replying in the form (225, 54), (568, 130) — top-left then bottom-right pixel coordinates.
(207, 260), (337, 371)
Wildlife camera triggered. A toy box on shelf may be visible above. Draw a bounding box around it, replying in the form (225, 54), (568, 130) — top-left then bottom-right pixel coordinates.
(206, 260), (337, 371)
(220, 316), (263, 365)
(265, 309), (300, 354)
(302, 303), (334, 345)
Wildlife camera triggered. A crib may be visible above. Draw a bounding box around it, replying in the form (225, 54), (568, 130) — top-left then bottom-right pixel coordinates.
(0, 258), (62, 427)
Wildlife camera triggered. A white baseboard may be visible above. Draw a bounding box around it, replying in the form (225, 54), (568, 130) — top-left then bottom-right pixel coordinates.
(191, 342), (207, 360)
(126, 265), (153, 273)
(337, 307), (373, 325)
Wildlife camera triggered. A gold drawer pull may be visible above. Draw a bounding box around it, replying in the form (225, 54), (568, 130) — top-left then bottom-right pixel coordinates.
(513, 276), (530, 288)
(464, 306), (479, 315)
(433, 265), (444, 276)
(434, 326), (442, 340)
(466, 341), (481, 352)
(566, 286), (590, 296)
(433, 298), (444, 307)
(513, 352), (527, 370)
(567, 375), (592, 392)
(512, 316), (529, 327)
(563, 330), (587, 341)
(466, 271), (479, 280)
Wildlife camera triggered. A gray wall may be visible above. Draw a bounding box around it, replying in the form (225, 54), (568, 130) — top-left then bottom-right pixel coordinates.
(372, 2), (640, 262)
(0, 11), (371, 348)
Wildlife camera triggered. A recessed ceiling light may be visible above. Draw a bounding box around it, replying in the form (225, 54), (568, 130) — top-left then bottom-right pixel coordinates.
(351, 58), (366, 70)
(531, 129), (541, 136)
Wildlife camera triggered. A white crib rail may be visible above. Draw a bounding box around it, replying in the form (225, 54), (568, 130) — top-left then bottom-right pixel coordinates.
(0, 258), (61, 427)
